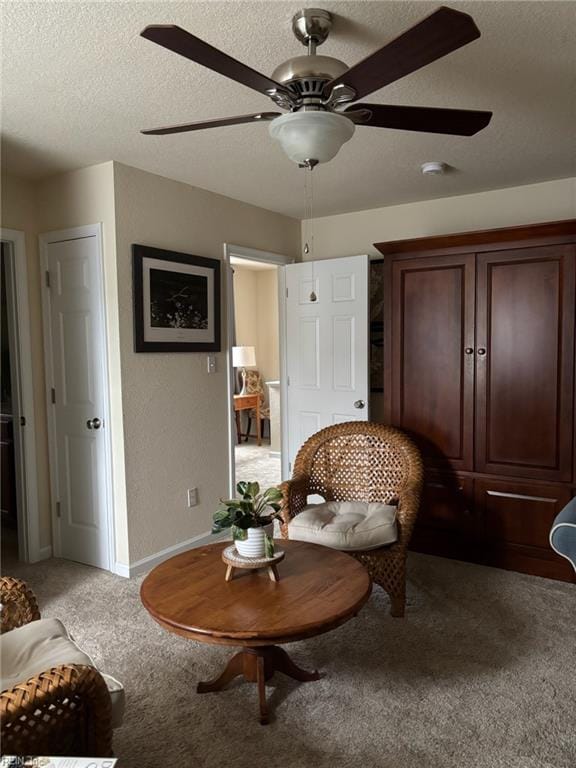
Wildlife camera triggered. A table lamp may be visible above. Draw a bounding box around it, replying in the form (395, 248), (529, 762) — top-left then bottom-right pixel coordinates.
(232, 346), (256, 395)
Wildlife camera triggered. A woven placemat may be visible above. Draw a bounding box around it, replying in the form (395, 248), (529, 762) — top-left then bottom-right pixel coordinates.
(222, 545), (285, 567)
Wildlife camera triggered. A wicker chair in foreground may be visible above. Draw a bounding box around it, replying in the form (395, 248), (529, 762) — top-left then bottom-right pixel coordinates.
(280, 422), (423, 617)
(0, 576), (121, 757)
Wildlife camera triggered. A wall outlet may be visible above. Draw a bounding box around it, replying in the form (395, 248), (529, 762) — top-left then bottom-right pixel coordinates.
(187, 488), (199, 507)
(207, 354), (216, 374)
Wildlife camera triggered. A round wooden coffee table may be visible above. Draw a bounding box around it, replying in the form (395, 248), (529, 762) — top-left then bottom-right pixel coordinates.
(141, 539), (372, 724)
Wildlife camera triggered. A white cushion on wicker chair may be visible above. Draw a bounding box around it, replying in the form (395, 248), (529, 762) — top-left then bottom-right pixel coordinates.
(1, 617), (125, 728)
(288, 501), (398, 551)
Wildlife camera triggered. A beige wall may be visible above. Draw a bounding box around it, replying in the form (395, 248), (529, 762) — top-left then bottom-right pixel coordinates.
(302, 177), (576, 259)
(4, 163), (572, 568)
(233, 265), (279, 391)
(301, 177), (576, 423)
(233, 266), (258, 360)
(256, 269), (280, 386)
(1, 174), (52, 552)
(1, 165), (129, 564)
(112, 163), (298, 563)
(2, 162), (297, 569)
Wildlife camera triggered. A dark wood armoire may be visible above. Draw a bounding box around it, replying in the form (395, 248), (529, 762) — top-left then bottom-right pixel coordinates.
(375, 220), (576, 582)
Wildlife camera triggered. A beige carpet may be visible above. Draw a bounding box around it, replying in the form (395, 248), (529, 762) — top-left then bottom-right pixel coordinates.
(3, 546), (575, 768)
(235, 441), (282, 489)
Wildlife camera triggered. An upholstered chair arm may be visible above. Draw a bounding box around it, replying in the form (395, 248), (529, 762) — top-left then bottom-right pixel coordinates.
(279, 475), (311, 538)
(0, 664), (113, 757)
(0, 577), (40, 634)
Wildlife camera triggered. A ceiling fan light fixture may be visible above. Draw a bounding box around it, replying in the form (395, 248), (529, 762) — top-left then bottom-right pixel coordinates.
(141, 9), (492, 156)
(271, 55), (348, 85)
(269, 111), (355, 166)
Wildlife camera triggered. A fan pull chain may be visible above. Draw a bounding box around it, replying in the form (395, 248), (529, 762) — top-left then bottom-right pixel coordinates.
(303, 168), (317, 302)
(303, 167), (310, 255)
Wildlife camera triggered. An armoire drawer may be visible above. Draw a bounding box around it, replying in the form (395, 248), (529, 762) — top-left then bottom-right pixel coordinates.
(474, 477), (575, 581)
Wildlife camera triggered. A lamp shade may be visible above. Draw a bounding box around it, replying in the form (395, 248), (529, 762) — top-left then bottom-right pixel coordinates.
(269, 111), (355, 165)
(232, 345), (256, 368)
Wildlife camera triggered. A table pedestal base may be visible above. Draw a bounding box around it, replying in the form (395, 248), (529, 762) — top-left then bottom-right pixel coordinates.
(197, 645), (321, 724)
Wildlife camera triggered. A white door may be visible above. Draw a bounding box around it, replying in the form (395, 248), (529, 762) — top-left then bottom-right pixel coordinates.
(42, 229), (111, 570)
(285, 255), (370, 472)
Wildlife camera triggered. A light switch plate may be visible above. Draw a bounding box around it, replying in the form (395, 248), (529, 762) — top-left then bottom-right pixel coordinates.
(207, 354), (216, 374)
(187, 488), (198, 507)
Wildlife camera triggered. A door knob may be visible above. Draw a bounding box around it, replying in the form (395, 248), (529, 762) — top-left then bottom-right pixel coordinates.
(477, 348), (487, 356)
(464, 347), (474, 355)
(86, 417), (102, 430)
(354, 400), (365, 409)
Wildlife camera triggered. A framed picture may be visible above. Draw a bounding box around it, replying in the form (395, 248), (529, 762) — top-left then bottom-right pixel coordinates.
(132, 244), (221, 352)
(370, 259), (384, 392)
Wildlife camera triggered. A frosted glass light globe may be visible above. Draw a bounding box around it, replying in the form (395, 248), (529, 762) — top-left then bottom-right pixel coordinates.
(269, 111), (355, 165)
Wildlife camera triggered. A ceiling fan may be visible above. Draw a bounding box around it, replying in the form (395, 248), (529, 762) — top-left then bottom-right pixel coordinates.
(141, 6), (492, 168)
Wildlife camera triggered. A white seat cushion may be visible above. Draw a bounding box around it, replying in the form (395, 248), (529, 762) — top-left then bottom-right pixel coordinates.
(288, 500), (398, 551)
(1, 617), (125, 728)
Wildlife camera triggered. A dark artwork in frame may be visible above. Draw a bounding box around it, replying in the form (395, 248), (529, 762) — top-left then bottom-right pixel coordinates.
(132, 244), (221, 352)
(149, 268), (208, 330)
(370, 259), (384, 392)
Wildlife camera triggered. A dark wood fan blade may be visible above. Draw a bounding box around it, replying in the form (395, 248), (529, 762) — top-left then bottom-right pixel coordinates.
(324, 6), (481, 101)
(141, 112), (281, 135)
(141, 25), (284, 96)
(345, 103), (492, 136)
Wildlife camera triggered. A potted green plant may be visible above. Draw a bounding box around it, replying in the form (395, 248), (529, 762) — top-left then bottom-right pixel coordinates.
(212, 481), (283, 558)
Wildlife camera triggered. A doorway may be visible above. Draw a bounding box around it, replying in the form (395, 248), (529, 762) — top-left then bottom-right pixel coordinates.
(1, 243), (19, 557)
(0, 229), (41, 563)
(224, 245), (292, 496)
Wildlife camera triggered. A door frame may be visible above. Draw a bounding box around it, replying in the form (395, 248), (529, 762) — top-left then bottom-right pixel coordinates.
(0, 228), (42, 562)
(39, 224), (116, 570)
(223, 244), (293, 496)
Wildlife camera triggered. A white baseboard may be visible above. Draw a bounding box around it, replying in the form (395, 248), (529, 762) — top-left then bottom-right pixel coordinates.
(269, 451), (281, 459)
(115, 530), (229, 579)
(112, 562), (131, 578)
(29, 545), (52, 563)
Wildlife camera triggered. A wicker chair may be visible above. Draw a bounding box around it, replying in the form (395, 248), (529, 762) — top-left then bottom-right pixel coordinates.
(0, 576), (114, 757)
(280, 422), (423, 617)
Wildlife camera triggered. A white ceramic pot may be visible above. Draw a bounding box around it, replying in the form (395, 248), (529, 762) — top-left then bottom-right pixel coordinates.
(235, 523), (273, 558)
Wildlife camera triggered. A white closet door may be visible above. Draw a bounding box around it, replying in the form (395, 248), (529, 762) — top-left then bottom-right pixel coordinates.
(285, 255), (369, 471)
(45, 232), (111, 569)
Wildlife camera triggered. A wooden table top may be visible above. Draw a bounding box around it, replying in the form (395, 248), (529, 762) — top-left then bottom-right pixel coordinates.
(140, 540), (372, 647)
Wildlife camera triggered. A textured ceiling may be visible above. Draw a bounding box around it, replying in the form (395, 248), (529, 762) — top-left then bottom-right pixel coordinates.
(2, 1), (575, 218)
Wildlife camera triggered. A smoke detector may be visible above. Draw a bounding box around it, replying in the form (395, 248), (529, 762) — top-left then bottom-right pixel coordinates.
(421, 161), (446, 176)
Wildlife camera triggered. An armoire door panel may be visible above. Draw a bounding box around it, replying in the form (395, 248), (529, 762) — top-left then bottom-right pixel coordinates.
(392, 255), (475, 471)
(476, 246), (575, 481)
